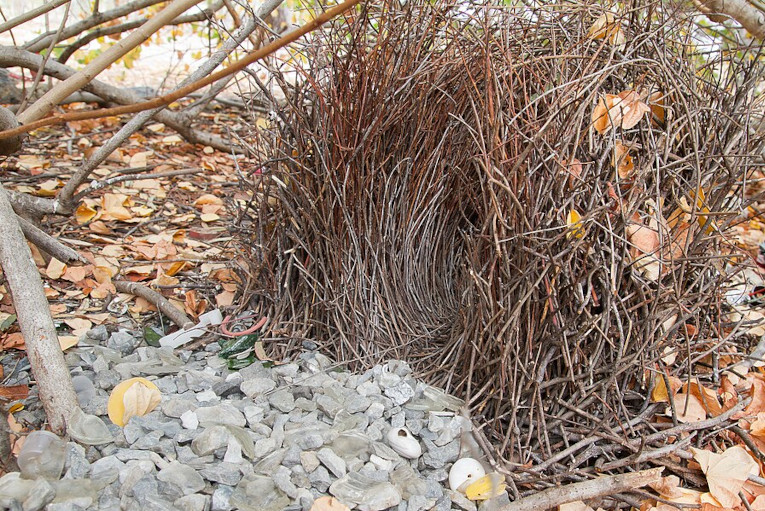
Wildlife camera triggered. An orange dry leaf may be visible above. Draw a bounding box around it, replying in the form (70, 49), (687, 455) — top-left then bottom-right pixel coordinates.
(592, 90), (651, 134)
(612, 140), (635, 180)
(46, 258), (67, 280)
(744, 375), (765, 416)
(649, 91), (666, 126)
(683, 379), (723, 417)
(62, 265), (93, 284)
(692, 446), (758, 508)
(0, 332), (25, 350)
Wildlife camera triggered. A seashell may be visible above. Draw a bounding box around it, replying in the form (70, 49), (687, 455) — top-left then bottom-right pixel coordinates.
(386, 426), (422, 459)
(449, 457), (486, 492)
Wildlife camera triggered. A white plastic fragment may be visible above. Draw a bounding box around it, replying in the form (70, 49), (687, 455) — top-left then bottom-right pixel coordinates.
(158, 309), (224, 349)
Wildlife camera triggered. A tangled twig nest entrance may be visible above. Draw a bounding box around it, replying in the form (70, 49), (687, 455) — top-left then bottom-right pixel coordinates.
(236, 0), (765, 489)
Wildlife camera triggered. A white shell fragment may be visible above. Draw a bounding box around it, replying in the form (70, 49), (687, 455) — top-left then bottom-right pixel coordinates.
(449, 457), (486, 492)
(386, 426), (422, 459)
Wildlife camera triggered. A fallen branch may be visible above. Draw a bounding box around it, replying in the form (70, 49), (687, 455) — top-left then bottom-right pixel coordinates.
(0, 47), (239, 152)
(113, 280), (193, 328)
(72, 167), (203, 202)
(16, 216), (88, 264)
(0, 183), (80, 434)
(498, 468), (664, 511)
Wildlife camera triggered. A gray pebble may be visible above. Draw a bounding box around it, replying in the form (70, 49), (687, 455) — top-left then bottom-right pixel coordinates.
(200, 462), (242, 486)
(316, 447), (346, 478)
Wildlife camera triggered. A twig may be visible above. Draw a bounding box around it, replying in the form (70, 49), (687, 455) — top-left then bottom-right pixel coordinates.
(72, 167), (202, 201)
(497, 468), (664, 511)
(0, 0), (362, 139)
(113, 280), (193, 328)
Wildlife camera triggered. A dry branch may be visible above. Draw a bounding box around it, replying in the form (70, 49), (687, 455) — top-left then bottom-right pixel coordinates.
(0, 0), (362, 140)
(694, 0), (765, 38)
(16, 216), (87, 264)
(0, 183), (79, 434)
(113, 280), (193, 329)
(18, 0), (204, 124)
(0, 0), (70, 34)
(498, 468), (664, 511)
(24, 0), (166, 52)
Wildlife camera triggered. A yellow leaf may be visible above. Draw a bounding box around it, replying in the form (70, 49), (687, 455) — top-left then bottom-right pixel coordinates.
(107, 378), (161, 427)
(75, 203), (98, 224)
(566, 209), (585, 239)
(200, 213), (220, 223)
(651, 374), (682, 403)
(465, 473), (506, 501)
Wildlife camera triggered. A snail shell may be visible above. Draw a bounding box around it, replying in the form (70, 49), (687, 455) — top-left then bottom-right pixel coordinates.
(449, 457), (486, 492)
(386, 426), (422, 459)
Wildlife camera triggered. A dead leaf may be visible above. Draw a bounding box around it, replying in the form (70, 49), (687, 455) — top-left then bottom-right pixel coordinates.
(671, 393), (707, 423)
(683, 379), (723, 417)
(46, 258), (67, 280)
(692, 446), (759, 508)
(194, 194), (224, 207)
(567, 209), (585, 239)
(310, 496), (350, 511)
(0, 385), (28, 403)
(592, 91), (651, 134)
(612, 140), (635, 180)
(651, 373), (682, 403)
(215, 290), (235, 307)
(62, 265), (93, 284)
(587, 12), (626, 49)
(107, 377), (161, 427)
(649, 91), (666, 126)
(58, 335), (79, 351)
(101, 193), (133, 221)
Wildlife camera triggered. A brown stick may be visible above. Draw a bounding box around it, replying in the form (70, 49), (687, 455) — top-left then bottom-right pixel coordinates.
(0, 0), (362, 140)
(16, 216), (87, 264)
(113, 280), (193, 328)
(497, 468), (664, 511)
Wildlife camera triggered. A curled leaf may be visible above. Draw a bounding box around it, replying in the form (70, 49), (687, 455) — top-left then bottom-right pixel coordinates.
(107, 377), (161, 427)
(587, 12), (626, 49)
